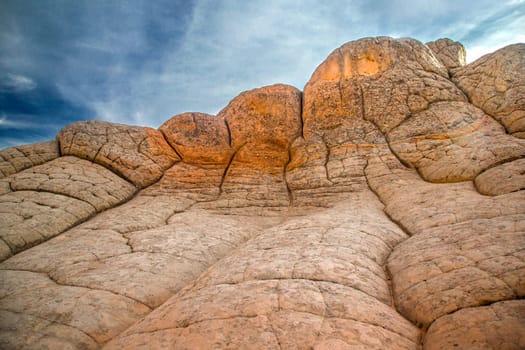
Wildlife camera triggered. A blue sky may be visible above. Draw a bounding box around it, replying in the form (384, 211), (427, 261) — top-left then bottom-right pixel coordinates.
(1, 0), (524, 149)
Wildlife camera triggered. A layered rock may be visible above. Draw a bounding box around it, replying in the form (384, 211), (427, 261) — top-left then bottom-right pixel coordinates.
(424, 300), (525, 349)
(426, 38), (466, 72)
(0, 156), (136, 261)
(366, 154), (525, 329)
(452, 43), (525, 137)
(58, 120), (180, 188)
(104, 194), (420, 349)
(0, 140), (59, 178)
(0, 36), (524, 350)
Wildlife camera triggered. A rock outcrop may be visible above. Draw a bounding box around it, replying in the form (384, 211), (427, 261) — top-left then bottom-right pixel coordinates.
(0, 37), (524, 349)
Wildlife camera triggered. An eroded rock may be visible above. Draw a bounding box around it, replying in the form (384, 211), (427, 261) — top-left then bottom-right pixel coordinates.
(58, 120), (180, 188)
(0, 140), (59, 178)
(475, 158), (525, 195)
(0, 36), (523, 350)
(0, 156), (136, 261)
(453, 43), (525, 137)
(366, 154), (525, 328)
(424, 300), (525, 350)
(426, 38), (466, 72)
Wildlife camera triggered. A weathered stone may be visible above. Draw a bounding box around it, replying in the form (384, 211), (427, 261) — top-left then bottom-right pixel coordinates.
(426, 38), (466, 72)
(0, 156), (136, 261)
(304, 37), (461, 135)
(423, 300), (525, 350)
(0, 36), (524, 349)
(388, 101), (525, 182)
(366, 154), (525, 328)
(219, 84), (302, 150)
(104, 194), (420, 349)
(453, 44), (525, 137)
(58, 120), (180, 187)
(0, 140), (59, 178)
(475, 158), (525, 195)
(160, 112), (232, 164)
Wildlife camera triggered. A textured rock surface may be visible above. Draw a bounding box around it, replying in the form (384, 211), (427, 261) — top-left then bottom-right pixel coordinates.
(424, 300), (525, 350)
(366, 154), (525, 328)
(475, 158), (525, 195)
(0, 140), (59, 178)
(0, 156), (136, 261)
(453, 43), (525, 137)
(0, 37), (524, 349)
(104, 194), (420, 350)
(58, 120), (180, 187)
(426, 38), (466, 72)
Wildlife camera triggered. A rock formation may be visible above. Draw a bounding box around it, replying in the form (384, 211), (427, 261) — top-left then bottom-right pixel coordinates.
(0, 37), (524, 349)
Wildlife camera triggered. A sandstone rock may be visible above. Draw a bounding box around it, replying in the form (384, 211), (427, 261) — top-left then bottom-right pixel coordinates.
(160, 112), (232, 164)
(219, 84), (302, 150)
(0, 156), (136, 210)
(303, 36), (524, 183)
(475, 158), (525, 195)
(0, 269), (150, 345)
(304, 37), (458, 134)
(104, 194), (420, 349)
(0, 190), (266, 348)
(0, 36), (524, 349)
(365, 154), (525, 328)
(388, 101), (525, 182)
(0, 140), (59, 178)
(58, 120), (180, 187)
(197, 84), (302, 212)
(426, 38), (466, 72)
(0, 156), (136, 261)
(423, 300), (525, 350)
(453, 44), (525, 137)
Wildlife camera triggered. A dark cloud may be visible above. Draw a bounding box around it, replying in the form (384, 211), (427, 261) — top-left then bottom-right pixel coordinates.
(0, 79), (93, 149)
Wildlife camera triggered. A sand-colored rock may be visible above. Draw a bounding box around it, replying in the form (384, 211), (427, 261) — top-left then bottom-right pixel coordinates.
(0, 190), (267, 348)
(0, 270), (150, 347)
(303, 36), (525, 183)
(0, 37), (524, 349)
(424, 300), (525, 350)
(453, 44), (525, 137)
(0, 140), (59, 178)
(426, 38), (466, 72)
(160, 112), (232, 164)
(58, 120), (180, 187)
(0, 156), (136, 261)
(475, 158), (525, 195)
(388, 101), (525, 182)
(365, 154), (525, 328)
(195, 84), (302, 212)
(104, 193), (420, 349)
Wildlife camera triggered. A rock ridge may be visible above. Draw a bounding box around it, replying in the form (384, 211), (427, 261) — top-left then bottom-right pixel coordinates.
(0, 36), (524, 349)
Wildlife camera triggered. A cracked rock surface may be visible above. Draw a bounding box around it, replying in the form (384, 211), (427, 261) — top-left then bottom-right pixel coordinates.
(0, 36), (524, 349)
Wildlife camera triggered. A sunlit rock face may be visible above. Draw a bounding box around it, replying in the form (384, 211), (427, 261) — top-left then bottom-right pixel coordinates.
(0, 37), (524, 350)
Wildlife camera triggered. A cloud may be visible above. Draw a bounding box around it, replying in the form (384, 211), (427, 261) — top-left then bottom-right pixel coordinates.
(0, 73), (37, 93)
(0, 114), (37, 129)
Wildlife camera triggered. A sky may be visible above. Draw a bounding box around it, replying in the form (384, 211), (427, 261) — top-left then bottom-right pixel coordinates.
(1, 0), (524, 149)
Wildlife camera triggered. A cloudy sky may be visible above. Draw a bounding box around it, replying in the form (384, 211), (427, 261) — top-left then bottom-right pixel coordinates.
(1, 0), (524, 149)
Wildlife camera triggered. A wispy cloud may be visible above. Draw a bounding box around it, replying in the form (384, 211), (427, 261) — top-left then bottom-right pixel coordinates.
(0, 73), (37, 93)
(0, 114), (36, 129)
